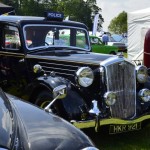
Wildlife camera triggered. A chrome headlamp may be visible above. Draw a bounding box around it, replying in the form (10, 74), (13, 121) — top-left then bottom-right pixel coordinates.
(82, 147), (99, 150)
(76, 67), (94, 87)
(104, 92), (117, 106)
(138, 89), (150, 102)
(136, 65), (148, 83)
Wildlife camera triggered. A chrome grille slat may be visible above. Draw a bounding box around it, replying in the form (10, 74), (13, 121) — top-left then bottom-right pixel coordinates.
(38, 61), (98, 78)
(106, 61), (136, 119)
(39, 61), (79, 78)
(45, 71), (75, 76)
(42, 65), (76, 72)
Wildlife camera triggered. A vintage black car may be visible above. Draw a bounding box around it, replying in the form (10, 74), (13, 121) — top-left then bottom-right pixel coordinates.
(0, 86), (98, 150)
(0, 12), (150, 134)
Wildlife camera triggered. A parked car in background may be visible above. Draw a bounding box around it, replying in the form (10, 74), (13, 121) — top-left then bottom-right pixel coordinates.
(0, 87), (98, 150)
(108, 35), (127, 52)
(0, 12), (150, 134)
(90, 35), (118, 55)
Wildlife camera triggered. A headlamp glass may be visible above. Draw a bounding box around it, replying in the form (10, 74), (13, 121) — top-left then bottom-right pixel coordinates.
(76, 67), (94, 87)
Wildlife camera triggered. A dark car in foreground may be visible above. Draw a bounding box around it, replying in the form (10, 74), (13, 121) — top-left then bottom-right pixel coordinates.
(0, 12), (150, 134)
(0, 87), (98, 150)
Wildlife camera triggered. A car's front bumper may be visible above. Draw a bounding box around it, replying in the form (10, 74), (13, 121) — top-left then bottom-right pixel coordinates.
(71, 114), (150, 130)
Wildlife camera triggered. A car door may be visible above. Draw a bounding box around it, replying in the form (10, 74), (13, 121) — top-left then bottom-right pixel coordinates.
(0, 25), (29, 95)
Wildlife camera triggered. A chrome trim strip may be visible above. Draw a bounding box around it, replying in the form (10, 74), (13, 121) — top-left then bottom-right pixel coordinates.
(100, 55), (134, 67)
(0, 51), (24, 57)
(45, 71), (75, 76)
(42, 65), (76, 72)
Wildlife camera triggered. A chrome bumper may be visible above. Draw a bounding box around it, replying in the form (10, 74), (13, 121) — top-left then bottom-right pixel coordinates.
(71, 114), (150, 129)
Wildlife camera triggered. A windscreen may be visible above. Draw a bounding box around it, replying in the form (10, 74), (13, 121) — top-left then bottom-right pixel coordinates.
(24, 25), (90, 51)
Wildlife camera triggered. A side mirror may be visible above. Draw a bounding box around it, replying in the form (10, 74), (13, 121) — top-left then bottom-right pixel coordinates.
(44, 84), (67, 112)
(33, 64), (43, 73)
(53, 84), (67, 99)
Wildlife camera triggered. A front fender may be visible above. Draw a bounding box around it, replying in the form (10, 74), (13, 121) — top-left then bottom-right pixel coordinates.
(28, 75), (89, 121)
(27, 75), (68, 102)
(61, 84), (89, 121)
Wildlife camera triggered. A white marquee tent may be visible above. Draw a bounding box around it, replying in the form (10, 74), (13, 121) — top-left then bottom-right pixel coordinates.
(128, 7), (150, 62)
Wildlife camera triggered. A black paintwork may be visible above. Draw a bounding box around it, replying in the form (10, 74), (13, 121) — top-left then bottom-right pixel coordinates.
(0, 15), (113, 121)
(0, 88), (95, 150)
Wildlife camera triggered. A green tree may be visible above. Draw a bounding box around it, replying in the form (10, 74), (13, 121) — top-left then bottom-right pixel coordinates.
(1, 0), (103, 31)
(54, 0), (103, 31)
(108, 11), (127, 34)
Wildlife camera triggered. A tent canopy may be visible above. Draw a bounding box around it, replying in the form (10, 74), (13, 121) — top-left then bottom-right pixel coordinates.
(128, 7), (150, 61)
(0, 3), (15, 15)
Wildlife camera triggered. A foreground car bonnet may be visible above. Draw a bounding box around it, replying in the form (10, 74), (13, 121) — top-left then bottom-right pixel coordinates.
(9, 94), (94, 150)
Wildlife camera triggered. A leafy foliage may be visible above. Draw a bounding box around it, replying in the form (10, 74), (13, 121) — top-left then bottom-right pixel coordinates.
(108, 11), (127, 34)
(1, 0), (103, 31)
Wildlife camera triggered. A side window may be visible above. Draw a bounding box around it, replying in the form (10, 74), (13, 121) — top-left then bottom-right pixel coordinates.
(4, 26), (20, 50)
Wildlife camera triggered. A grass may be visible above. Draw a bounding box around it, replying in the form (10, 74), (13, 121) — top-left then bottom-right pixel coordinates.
(82, 124), (150, 150)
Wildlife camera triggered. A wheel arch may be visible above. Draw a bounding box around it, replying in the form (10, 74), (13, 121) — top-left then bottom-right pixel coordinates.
(29, 84), (52, 104)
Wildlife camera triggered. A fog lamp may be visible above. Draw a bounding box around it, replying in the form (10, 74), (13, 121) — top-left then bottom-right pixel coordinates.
(104, 92), (117, 106)
(138, 88), (150, 102)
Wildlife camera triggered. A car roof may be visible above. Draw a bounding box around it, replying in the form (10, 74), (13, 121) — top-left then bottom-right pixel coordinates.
(0, 15), (44, 22)
(0, 15), (88, 28)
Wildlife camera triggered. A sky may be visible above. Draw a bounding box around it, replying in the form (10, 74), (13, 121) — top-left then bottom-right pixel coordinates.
(96, 0), (150, 31)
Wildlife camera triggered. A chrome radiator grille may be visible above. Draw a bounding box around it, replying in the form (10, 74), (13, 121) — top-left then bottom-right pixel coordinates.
(38, 60), (99, 81)
(106, 61), (136, 119)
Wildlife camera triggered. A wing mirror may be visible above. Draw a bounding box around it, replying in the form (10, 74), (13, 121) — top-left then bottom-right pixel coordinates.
(53, 84), (67, 99)
(45, 84), (67, 112)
